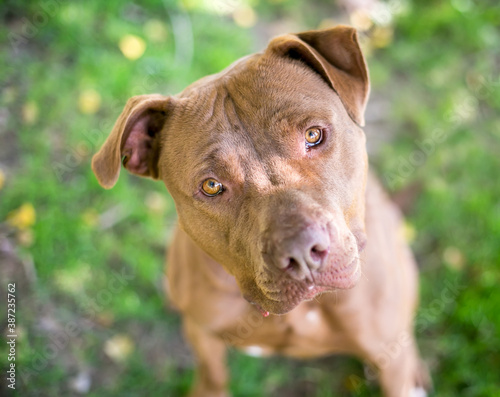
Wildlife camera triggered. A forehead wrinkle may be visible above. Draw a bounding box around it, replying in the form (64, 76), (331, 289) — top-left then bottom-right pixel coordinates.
(226, 77), (336, 158)
(218, 140), (246, 183)
(268, 155), (304, 186)
(191, 135), (248, 184)
(190, 138), (224, 174)
(222, 86), (275, 188)
(245, 161), (272, 193)
(178, 87), (237, 170)
(226, 85), (292, 185)
(178, 84), (232, 129)
(218, 137), (272, 194)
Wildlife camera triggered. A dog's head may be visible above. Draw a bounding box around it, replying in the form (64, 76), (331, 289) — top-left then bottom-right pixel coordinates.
(92, 26), (370, 315)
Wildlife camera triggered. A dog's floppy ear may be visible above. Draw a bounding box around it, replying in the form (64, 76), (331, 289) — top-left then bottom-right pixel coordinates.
(268, 26), (369, 126)
(92, 94), (171, 189)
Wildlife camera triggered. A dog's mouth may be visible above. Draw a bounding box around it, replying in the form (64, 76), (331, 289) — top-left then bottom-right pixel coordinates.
(245, 256), (361, 316)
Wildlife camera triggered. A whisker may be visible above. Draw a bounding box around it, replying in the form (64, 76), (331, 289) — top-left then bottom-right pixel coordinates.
(353, 255), (370, 282)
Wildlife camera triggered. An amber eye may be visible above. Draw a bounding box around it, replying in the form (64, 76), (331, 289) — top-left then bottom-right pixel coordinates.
(202, 178), (223, 196)
(305, 127), (323, 146)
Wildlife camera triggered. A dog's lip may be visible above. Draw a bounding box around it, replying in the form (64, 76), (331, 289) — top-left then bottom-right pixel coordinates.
(303, 257), (359, 296)
(302, 284), (330, 300)
(254, 257), (360, 315)
(329, 256), (360, 277)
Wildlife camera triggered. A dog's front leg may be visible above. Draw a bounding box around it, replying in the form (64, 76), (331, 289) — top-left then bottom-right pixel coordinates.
(375, 341), (430, 397)
(183, 317), (229, 397)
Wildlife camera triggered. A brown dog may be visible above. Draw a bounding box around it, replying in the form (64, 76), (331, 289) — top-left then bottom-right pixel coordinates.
(92, 26), (430, 397)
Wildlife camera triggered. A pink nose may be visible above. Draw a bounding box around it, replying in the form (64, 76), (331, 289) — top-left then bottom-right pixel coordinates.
(272, 226), (330, 281)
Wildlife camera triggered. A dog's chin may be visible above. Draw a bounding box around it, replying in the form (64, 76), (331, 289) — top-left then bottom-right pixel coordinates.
(251, 257), (362, 316)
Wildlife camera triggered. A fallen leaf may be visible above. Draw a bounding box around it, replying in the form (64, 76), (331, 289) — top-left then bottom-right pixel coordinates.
(350, 9), (373, 32)
(7, 203), (36, 230)
(22, 101), (39, 125)
(119, 34), (146, 60)
(104, 334), (135, 363)
(233, 6), (257, 28)
(78, 89), (101, 115)
(443, 246), (465, 270)
(145, 191), (168, 214)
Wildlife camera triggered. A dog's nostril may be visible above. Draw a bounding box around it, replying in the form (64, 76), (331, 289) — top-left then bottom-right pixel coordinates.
(285, 258), (299, 272)
(310, 245), (327, 263)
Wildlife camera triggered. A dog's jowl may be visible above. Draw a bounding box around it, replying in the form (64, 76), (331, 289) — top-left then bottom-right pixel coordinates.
(92, 26), (430, 397)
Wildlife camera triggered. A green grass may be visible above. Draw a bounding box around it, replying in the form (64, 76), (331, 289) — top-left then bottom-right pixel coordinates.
(1, 0), (499, 396)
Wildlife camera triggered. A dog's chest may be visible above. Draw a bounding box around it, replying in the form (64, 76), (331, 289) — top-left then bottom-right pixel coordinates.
(220, 302), (349, 359)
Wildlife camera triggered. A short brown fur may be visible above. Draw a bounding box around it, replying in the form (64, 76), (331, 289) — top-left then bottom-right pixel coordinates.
(92, 26), (430, 396)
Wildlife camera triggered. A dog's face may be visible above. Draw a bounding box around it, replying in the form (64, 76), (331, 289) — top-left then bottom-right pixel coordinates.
(92, 26), (370, 315)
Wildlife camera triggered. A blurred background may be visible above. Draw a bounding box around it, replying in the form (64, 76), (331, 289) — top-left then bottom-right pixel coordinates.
(1, 0), (499, 396)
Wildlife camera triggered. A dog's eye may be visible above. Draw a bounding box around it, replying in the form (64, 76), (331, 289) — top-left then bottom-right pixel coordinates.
(202, 178), (223, 196)
(305, 127), (323, 147)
